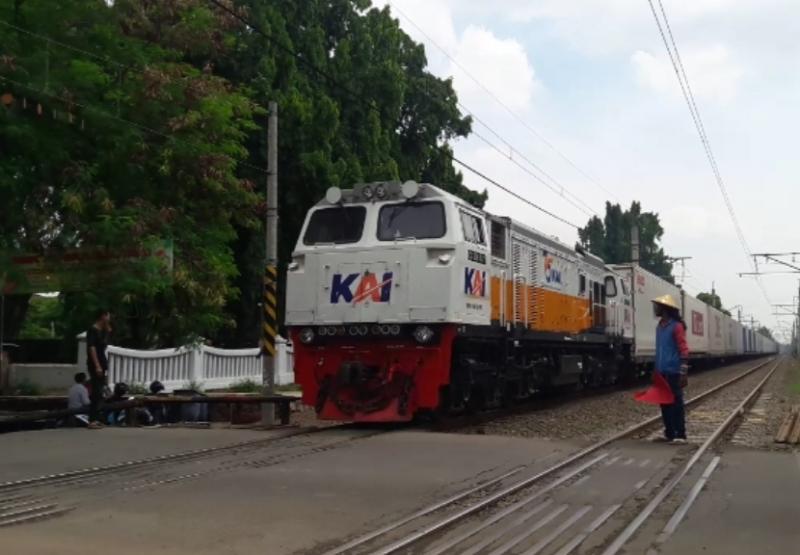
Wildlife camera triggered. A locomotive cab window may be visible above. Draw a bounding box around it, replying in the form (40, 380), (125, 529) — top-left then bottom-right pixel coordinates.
(604, 276), (618, 297)
(491, 221), (506, 260)
(303, 206), (366, 245)
(377, 201), (446, 241)
(579, 274), (587, 295)
(460, 211), (486, 245)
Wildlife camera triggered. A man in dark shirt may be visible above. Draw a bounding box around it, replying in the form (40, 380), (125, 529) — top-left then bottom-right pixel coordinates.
(86, 309), (111, 429)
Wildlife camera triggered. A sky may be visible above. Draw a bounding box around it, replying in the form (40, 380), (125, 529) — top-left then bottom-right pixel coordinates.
(374, 0), (799, 342)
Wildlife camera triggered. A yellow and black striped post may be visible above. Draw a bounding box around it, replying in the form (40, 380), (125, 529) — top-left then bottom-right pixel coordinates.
(261, 101), (279, 426)
(261, 265), (278, 360)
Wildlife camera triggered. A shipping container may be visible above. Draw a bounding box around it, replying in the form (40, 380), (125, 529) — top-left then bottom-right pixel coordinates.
(707, 305), (726, 355)
(611, 264), (681, 361)
(682, 291), (710, 356)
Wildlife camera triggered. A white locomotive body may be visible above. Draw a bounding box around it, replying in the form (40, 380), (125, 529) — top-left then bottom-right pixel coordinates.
(287, 181), (776, 422)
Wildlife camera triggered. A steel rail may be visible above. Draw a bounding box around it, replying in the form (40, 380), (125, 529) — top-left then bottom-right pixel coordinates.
(325, 357), (774, 555)
(600, 358), (780, 554)
(0, 423), (361, 492)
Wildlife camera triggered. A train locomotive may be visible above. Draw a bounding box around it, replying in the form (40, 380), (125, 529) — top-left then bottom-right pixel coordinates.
(286, 181), (777, 422)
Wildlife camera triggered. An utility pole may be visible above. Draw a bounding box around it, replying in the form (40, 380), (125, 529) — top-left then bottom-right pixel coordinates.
(666, 256), (692, 287)
(261, 101), (278, 426)
(631, 224), (640, 265)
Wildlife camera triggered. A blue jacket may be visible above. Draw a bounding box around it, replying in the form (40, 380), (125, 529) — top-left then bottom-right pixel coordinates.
(656, 319), (685, 374)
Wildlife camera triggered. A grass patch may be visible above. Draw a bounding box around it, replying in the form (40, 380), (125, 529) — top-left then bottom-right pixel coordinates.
(12, 380), (43, 396)
(785, 359), (800, 397)
(275, 383), (300, 393)
(182, 379), (205, 393)
(228, 378), (261, 393)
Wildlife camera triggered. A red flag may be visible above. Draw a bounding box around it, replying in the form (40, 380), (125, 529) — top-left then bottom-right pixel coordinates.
(634, 372), (675, 405)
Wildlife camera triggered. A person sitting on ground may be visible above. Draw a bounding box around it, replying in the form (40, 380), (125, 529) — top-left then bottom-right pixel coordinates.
(148, 380), (168, 424)
(105, 382), (156, 426)
(67, 372), (91, 427)
(106, 382), (130, 426)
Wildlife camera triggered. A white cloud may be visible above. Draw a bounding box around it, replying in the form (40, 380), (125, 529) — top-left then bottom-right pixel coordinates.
(375, 1), (540, 114)
(377, 0), (800, 331)
(451, 26), (538, 113)
(632, 45), (744, 103)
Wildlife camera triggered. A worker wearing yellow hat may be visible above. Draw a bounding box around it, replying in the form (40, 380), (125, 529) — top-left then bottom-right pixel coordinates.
(652, 294), (690, 444)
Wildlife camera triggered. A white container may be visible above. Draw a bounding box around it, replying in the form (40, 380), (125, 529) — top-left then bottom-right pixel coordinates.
(682, 291), (710, 356)
(611, 264), (681, 362)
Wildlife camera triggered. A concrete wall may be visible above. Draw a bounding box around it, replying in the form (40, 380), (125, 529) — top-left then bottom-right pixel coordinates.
(10, 364), (78, 391)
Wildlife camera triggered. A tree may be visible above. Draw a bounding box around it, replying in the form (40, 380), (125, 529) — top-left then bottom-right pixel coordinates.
(207, 1), (480, 345)
(696, 292), (732, 316)
(0, 0), (482, 348)
(579, 201), (674, 282)
(1, 0), (260, 347)
(18, 295), (64, 339)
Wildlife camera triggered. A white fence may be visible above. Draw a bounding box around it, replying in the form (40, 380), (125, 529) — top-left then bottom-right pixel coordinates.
(80, 336), (294, 392)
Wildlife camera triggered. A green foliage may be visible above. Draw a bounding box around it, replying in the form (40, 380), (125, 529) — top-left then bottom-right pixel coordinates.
(13, 379), (42, 396)
(127, 382), (150, 395)
(208, 0), (479, 345)
(0, 0), (480, 349)
(18, 295), (64, 339)
(228, 378), (261, 393)
(182, 379), (205, 393)
(696, 292), (731, 316)
(275, 383), (300, 393)
(579, 202), (674, 282)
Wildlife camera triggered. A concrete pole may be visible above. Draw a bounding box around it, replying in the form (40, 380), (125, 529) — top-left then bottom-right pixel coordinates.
(261, 101), (278, 426)
(0, 293), (5, 394)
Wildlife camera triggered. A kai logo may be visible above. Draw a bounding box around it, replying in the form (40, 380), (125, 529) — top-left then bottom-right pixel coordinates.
(543, 252), (563, 286)
(330, 272), (393, 304)
(464, 267), (486, 297)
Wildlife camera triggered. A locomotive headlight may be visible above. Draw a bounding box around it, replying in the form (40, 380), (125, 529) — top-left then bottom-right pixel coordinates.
(299, 327), (315, 344)
(361, 185), (374, 200)
(375, 184), (387, 199)
(412, 325), (434, 344)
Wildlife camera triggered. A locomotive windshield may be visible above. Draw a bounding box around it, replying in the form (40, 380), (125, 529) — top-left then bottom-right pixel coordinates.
(377, 201), (446, 241)
(303, 206), (366, 245)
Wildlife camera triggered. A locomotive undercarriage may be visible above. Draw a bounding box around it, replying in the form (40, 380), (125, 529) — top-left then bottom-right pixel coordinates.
(440, 327), (633, 414)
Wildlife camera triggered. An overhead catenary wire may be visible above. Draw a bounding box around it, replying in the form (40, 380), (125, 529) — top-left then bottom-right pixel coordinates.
(3, 12), (582, 231)
(645, 0), (774, 319)
(387, 0), (621, 204)
(470, 128), (596, 218)
(464, 106), (601, 217)
(0, 19), (128, 69)
(450, 156), (581, 229)
(205, 0), (583, 229)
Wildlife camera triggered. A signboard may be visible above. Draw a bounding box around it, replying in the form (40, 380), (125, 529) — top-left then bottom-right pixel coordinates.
(1, 241), (173, 295)
(542, 250), (565, 290)
(691, 310), (705, 336)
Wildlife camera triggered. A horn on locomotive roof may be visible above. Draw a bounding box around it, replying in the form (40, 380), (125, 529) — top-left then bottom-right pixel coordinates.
(401, 180), (420, 199)
(325, 186), (343, 204)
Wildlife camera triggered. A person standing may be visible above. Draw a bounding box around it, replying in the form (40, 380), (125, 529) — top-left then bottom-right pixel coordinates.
(652, 295), (690, 444)
(86, 309), (111, 430)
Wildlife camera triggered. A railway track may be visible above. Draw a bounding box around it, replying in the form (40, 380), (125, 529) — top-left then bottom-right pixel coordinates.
(0, 423), (383, 527)
(316, 357), (779, 555)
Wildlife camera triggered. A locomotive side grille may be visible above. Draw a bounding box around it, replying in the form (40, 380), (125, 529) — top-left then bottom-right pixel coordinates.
(529, 248), (539, 329)
(511, 237), (539, 328)
(512, 241), (524, 325)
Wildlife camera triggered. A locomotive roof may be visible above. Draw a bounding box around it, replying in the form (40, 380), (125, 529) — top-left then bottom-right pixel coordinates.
(319, 181), (606, 269)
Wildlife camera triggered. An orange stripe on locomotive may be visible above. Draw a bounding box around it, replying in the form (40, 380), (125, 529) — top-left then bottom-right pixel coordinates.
(490, 276), (592, 334)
